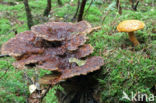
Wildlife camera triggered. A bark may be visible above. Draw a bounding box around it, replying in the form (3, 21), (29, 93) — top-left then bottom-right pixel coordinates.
(43, 0), (52, 16)
(132, 1), (139, 11)
(72, 0), (80, 21)
(116, 0), (122, 15)
(77, 0), (87, 22)
(57, 0), (62, 6)
(23, 0), (33, 29)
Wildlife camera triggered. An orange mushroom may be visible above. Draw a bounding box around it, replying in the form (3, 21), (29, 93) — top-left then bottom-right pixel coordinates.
(117, 20), (145, 46)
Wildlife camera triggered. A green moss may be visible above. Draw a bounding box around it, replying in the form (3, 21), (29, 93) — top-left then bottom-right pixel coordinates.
(99, 50), (156, 102)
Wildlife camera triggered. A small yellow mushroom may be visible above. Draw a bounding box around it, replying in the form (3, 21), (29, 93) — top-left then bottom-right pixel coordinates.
(117, 20), (145, 46)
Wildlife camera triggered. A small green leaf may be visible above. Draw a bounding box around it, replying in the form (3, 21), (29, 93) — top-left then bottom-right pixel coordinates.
(69, 58), (86, 66)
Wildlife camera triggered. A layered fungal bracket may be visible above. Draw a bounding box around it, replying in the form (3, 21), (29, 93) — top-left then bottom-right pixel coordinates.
(1, 21), (104, 85)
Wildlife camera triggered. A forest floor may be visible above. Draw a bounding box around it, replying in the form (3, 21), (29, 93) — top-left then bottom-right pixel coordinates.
(0, 0), (155, 103)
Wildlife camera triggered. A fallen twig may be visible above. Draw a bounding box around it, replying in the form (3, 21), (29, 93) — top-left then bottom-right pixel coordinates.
(28, 85), (52, 103)
(0, 54), (10, 58)
(0, 1), (17, 6)
(84, 0), (94, 17)
(87, 26), (102, 34)
(40, 85), (52, 101)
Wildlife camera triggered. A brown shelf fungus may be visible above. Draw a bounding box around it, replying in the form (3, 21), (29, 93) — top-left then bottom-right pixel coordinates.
(1, 21), (103, 103)
(117, 20), (145, 46)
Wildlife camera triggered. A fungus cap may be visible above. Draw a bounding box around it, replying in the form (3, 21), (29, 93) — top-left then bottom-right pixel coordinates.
(117, 20), (145, 32)
(1, 31), (43, 58)
(39, 56), (104, 85)
(31, 21), (91, 41)
(1, 21), (104, 86)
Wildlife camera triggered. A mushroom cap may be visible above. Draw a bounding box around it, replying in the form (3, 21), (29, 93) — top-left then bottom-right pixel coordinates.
(58, 56), (104, 82)
(117, 20), (145, 32)
(66, 33), (88, 51)
(1, 21), (104, 86)
(39, 56), (104, 85)
(31, 21), (91, 41)
(1, 31), (44, 58)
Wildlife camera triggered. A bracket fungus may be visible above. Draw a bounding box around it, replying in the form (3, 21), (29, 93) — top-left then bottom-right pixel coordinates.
(117, 20), (145, 46)
(1, 21), (103, 103)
